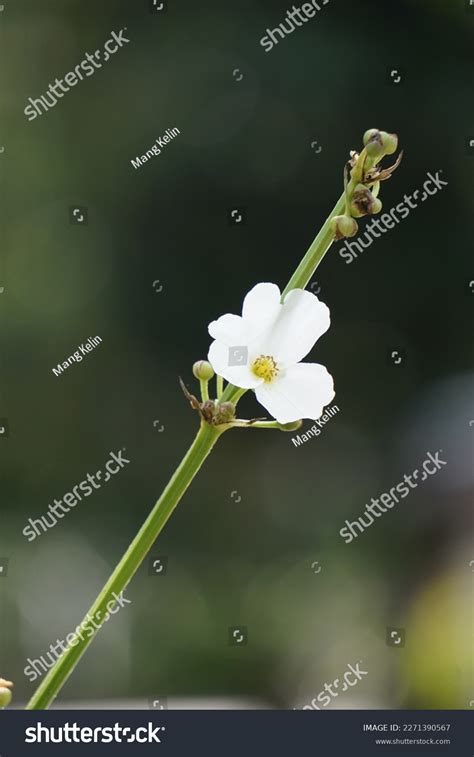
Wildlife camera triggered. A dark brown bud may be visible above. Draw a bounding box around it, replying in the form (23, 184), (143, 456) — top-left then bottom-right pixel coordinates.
(350, 184), (381, 217)
(216, 401), (236, 423)
(200, 400), (217, 424)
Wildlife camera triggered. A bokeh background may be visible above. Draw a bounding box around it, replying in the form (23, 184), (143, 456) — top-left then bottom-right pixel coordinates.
(1, 0), (473, 709)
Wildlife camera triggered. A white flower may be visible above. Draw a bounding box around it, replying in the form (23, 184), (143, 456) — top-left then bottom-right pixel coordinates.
(207, 283), (335, 424)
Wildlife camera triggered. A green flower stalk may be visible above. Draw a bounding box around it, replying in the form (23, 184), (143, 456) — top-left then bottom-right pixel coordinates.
(192, 360), (214, 402)
(26, 129), (402, 710)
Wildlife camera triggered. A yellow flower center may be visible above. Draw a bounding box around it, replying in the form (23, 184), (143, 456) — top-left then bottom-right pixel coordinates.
(251, 355), (279, 382)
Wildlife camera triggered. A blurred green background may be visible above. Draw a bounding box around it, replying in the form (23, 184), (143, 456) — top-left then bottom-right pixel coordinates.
(1, 0), (473, 708)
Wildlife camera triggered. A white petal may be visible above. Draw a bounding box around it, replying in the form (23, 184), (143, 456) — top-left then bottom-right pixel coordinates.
(208, 283), (283, 365)
(208, 340), (262, 389)
(255, 363), (335, 423)
(242, 282), (281, 331)
(263, 289), (330, 367)
(208, 314), (248, 345)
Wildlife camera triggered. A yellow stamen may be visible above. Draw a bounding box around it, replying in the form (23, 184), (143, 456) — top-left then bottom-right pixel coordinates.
(251, 355), (278, 382)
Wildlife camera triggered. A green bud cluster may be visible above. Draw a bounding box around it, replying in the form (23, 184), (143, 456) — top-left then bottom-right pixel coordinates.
(198, 399), (236, 426)
(187, 361), (237, 426)
(329, 128), (400, 241)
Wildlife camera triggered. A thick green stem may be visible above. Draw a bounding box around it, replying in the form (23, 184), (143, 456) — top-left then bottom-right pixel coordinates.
(282, 193), (344, 297)
(26, 423), (222, 710)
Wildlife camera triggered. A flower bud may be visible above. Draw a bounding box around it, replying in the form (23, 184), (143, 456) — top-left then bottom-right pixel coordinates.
(379, 131), (398, 155)
(192, 360), (215, 381)
(0, 688), (12, 708)
(330, 215), (358, 240)
(363, 128), (380, 146)
(363, 128), (386, 159)
(365, 139), (384, 159)
(216, 401), (236, 423)
(0, 681), (12, 709)
(278, 420), (303, 432)
(350, 184), (380, 217)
